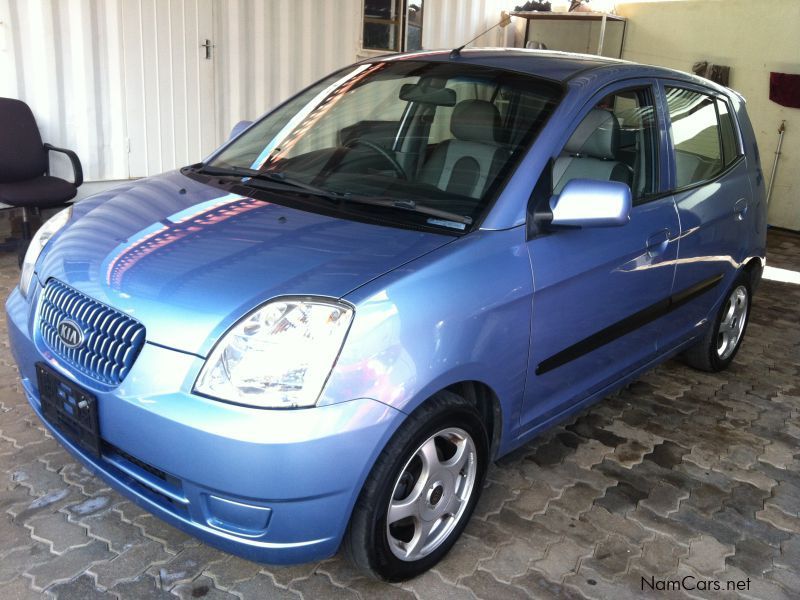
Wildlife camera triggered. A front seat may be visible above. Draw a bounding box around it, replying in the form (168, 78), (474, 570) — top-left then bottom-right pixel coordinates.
(419, 99), (509, 199)
(553, 108), (631, 194)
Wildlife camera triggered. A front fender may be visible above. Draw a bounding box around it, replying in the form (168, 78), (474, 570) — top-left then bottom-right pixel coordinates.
(320, 226), (533, 456)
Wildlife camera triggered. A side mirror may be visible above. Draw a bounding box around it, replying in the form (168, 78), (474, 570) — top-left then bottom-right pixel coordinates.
(229, 120), (253, 140)
(550, 179), (632, 228)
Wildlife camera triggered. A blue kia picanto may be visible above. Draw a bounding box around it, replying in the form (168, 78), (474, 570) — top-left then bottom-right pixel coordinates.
(6, 50), (766, 581)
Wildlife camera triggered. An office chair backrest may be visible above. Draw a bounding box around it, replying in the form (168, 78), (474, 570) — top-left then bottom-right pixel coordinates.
(0, 98), (48, 183)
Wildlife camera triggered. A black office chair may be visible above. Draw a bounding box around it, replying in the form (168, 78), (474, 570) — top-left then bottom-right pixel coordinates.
(0, 97), (83, 256)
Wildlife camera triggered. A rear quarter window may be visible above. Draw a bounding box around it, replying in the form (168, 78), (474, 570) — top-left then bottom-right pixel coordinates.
(665, 86), (726, 188)
(716, 97), (741, 166)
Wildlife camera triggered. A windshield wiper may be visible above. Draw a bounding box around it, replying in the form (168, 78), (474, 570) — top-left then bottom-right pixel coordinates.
(196, 165), (343, 201)
(196, 165), (472, 228)
(344, 196), (473, 227)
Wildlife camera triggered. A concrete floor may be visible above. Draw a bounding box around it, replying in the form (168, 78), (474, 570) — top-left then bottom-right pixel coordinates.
(0, 230), (798, 599)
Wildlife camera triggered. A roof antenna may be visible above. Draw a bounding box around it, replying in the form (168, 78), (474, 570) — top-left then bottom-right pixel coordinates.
(450, 12), (513, 58)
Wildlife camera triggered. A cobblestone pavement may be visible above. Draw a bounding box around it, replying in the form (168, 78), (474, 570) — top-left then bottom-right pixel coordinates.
(0, 230), (798, 599)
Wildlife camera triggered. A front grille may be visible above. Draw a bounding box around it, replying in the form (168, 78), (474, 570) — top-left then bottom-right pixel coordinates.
(38, 279), (146, 386)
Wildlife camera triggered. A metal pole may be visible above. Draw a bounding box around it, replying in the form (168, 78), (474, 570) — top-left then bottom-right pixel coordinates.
(401, 0), (408, 51)
(766, 120), (786, 205)
(597, 13), (607, 55)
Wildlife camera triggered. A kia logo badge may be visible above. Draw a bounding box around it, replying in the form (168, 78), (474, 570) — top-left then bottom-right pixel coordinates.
(57, 319), (84, 349)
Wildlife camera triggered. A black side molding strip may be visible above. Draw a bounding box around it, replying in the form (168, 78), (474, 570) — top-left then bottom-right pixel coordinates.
(536, 273), (724, 376)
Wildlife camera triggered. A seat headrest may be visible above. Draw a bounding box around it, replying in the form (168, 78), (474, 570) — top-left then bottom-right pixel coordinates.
(564, 108), (620, 160)
(450, 100), (501, 144)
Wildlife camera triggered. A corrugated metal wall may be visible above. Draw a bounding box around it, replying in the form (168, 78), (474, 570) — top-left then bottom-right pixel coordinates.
(423, 0), (509, 50)
(214, 0), (511, 136)
(2, 0), (511, 182)
(121, 0), (218, 178)
(212, 0), (363, 143)
(0, 0), (128, 181)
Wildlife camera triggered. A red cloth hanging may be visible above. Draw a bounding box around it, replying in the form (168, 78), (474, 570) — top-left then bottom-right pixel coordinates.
(769, 72), (800, 109)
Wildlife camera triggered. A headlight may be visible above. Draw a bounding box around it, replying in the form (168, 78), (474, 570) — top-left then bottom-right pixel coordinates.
(20, 206), (72, 298)
(194, 298), (354, 408)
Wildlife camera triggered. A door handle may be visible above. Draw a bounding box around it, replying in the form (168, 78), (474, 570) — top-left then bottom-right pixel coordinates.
(733, 198), (748, 221)
(646, 229), (671, 257)
(200, 39), (215, 60)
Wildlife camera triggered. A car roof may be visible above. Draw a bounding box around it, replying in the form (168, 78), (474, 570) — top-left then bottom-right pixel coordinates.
(384, 48), (618, 81)
(382, 48), (737, 98)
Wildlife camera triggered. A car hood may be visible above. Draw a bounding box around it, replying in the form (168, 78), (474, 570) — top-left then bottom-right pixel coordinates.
(37, 171), (454, 356)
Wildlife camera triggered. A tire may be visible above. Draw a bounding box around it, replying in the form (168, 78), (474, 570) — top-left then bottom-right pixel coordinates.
(683, 272), (752, 372)
(345, 390), (488, 582)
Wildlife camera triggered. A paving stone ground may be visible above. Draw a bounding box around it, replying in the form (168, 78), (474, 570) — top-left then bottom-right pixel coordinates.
(0, 229), (798, 599)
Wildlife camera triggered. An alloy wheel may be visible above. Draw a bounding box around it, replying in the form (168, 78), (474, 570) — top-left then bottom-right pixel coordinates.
(386, 427), (477, 561)
(716, 285), (748, 360)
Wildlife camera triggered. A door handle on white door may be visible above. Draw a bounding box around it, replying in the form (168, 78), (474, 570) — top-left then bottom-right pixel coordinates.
(200, 39), (215, 60)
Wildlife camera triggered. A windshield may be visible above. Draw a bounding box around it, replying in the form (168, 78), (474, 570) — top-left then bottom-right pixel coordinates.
(208, 60), (562, 230)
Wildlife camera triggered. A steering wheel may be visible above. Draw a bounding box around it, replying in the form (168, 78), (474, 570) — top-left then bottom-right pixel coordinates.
(344, 138), (407, 180)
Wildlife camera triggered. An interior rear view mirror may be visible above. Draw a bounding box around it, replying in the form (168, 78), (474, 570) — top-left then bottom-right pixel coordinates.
(550, 179), (632, 228)
(399, 83), (457, 106)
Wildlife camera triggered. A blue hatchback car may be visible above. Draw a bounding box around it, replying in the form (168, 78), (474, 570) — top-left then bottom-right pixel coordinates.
(7, 50), (766, 580)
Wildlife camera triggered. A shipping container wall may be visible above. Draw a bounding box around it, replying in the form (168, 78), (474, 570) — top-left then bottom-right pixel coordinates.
(423, 0), (508, 50)
(0, 0), (128, 182)
(120, 0), (219, 178)
(212, 0), (510, 140)
(211, 0), (363, 143)
(1, 0), (511, 182)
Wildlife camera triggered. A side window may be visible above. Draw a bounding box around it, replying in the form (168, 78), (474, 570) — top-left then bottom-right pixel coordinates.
(664, 87), (724, 188)
(716, 98), (741, 166)
(553, 87), (658, 203)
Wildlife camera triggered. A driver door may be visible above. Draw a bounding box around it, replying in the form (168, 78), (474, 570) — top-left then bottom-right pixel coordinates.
(520, 80), (680, 431)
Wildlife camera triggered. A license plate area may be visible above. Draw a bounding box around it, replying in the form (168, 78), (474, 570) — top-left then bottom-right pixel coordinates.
(36, 362), (101, 458)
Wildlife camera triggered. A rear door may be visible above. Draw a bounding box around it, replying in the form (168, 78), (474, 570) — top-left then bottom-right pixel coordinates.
(520, 79), (680, 431)
(656, 82), (749, 351)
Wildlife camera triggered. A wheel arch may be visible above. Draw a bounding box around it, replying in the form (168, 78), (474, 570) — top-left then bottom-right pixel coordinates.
(742, 255), (765, 292)
(442, 380), (503, 459)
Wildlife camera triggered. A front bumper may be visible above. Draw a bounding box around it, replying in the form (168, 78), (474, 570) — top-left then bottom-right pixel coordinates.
(5, 282), (404, 564)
